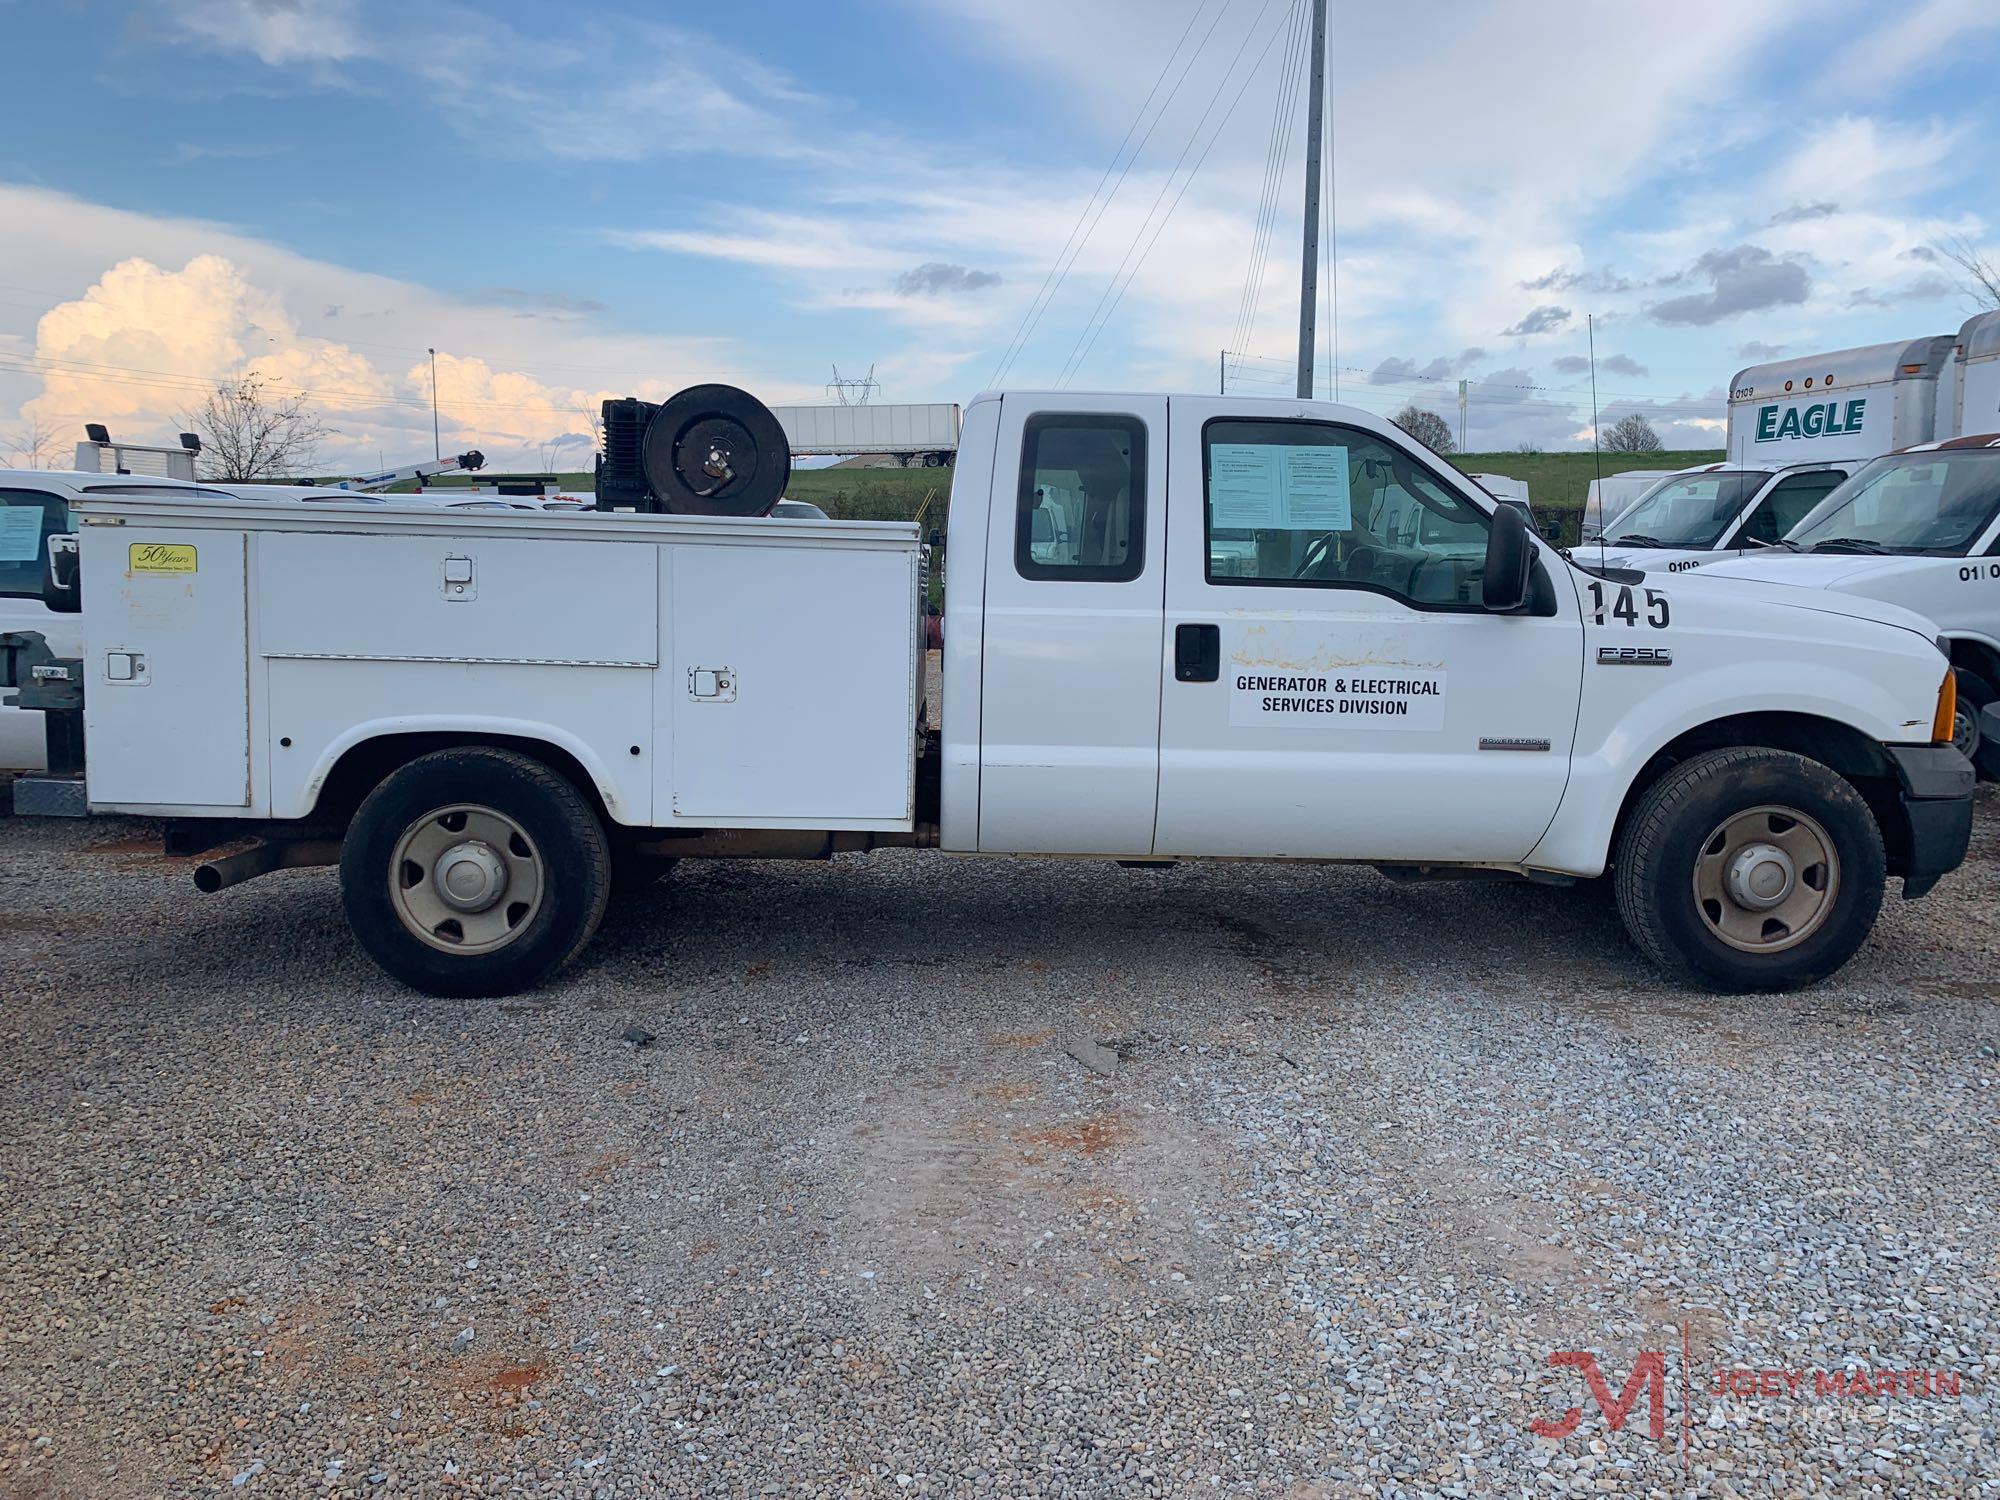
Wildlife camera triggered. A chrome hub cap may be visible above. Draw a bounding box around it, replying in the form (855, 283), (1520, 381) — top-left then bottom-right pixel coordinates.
(389, 804), (543, 954)
(1693, 805), (1838, 954)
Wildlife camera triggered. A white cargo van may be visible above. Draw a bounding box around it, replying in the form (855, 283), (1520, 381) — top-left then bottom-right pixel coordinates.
(5, 390), (1972, 998)
(1702, 434), (2000, 775)
(1582, 460), (1854, 574)
(1726, 337), (1955, 466)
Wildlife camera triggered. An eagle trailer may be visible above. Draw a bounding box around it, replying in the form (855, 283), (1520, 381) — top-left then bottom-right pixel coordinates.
(1, 385), (1974, 998)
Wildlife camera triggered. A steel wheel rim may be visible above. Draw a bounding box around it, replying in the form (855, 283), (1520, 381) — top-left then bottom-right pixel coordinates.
(388, 803), (544, 955)
(1692, 804), (1839, 955)
(1952, 698), (1980, 759)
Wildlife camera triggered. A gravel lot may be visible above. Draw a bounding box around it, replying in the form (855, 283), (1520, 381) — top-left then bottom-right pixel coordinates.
(1, 797), (1995, 1498)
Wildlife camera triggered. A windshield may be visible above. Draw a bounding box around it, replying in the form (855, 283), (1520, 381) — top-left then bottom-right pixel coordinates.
(1789, 449), (2000, 556)
(1604, 471), (1763, 548)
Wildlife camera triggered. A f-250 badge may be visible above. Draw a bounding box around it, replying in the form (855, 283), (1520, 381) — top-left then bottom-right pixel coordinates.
(1596, 645), (1674, 666)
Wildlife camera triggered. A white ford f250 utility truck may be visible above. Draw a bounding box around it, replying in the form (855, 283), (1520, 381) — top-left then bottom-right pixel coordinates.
(2, 387), (1972, 997)
(1700, 433), (2000, 778)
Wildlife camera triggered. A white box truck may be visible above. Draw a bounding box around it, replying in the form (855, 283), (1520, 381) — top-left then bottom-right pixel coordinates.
(1940, 310), (2000, 441)
(1726, 336), (1956, 465)
(5, 389), (1971, 997)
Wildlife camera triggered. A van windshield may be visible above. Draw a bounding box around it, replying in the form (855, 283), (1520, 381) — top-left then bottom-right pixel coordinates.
(1789, 449), (2000, 556)
(1603, 471), (1762, 548)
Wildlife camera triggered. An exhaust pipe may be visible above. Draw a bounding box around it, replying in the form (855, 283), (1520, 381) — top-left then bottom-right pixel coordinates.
(193, 838), (341, 893)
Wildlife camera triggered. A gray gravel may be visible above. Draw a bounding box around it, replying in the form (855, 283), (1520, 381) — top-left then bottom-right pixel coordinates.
(1, 796), (1995, 1497)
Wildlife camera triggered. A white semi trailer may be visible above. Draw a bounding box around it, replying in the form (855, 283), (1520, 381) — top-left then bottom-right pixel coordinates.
(3, 387), (1972, 999)
(768, 402), (962, 466)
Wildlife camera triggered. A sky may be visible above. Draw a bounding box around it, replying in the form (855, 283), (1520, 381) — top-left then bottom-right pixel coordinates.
(2, 0), (1997, 471)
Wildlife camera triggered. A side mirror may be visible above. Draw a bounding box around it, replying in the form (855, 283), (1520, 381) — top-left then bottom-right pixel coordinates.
(1482, 502), (1533, 612)
(927, 527), (944, 550)
(43, 534), (81, 614)
(1538, 517), (1564, 542)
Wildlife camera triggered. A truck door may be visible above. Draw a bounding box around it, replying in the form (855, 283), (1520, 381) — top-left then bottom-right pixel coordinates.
(976, 396), (1167, 854)
(1154, 402), (1583, 863)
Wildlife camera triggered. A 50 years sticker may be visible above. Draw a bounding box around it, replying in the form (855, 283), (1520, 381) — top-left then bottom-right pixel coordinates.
(129, 542), (197, 574)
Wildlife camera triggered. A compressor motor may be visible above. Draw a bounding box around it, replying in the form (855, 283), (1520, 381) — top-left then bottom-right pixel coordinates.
(594, 384), (792, 516)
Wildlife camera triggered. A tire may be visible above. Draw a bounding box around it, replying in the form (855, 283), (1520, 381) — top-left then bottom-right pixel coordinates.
(340, 747), (612, 998)
(1613, 747), (1885, 992)
(1951, 667), (2000, 781)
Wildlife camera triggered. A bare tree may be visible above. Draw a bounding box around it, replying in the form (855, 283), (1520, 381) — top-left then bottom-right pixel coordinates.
(1390, 404), (1455, 454)
(1603, 412), (1663, 453)
(6, 415), (59, 467)
(1934, 234), (2000, 310)
(179, 375), (331, 481)
(1514, 438), (1540, 455)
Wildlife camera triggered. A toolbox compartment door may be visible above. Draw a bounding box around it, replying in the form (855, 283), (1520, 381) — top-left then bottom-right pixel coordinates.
(664, 543), (916, 826)
(84, 528), (251, 808)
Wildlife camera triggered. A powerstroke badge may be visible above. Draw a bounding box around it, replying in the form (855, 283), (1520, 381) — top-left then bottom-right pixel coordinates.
(1229, 669), (1446, 730)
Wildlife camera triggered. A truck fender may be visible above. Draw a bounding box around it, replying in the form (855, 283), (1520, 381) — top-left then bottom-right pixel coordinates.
(1528, 658), (1930, 877)
(291, 714), (638, 825)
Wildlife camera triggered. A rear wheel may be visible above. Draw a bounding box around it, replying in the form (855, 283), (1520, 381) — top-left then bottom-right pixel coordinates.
(1614, 747), (1884, 991)
(341, 747), (611, 997)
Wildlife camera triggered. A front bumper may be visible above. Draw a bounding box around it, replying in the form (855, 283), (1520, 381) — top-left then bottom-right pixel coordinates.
(1885, 744), (1974, 898)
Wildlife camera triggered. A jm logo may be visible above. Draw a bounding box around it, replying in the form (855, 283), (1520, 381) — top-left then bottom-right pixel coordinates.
(1529, 1351), (1669, 1442)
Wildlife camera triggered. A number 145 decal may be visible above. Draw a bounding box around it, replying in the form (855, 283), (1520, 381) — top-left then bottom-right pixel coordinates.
(1587, 580), (1671, 628)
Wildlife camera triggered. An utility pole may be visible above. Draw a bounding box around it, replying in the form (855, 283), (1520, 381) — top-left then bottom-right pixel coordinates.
(1219, 349), (1226, 395)
(1295, 0), (1328, 399)
(429, 348), (441, 462)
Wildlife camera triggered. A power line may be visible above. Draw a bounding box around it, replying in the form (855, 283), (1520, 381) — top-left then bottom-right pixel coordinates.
(1058, 0), (1293, 387)
(1226, 0), (1309, 369)
(984, 0), (1221, 390)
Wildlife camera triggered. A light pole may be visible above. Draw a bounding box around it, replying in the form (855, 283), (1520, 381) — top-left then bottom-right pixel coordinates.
(1295, 0), (1328, 399)
(429, 347), (441, 461)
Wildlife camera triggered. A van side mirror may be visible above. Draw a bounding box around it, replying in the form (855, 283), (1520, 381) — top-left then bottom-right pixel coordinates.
(1482, 502), (1533, 612)
(43, 534), (81, 614)
(1538, 517), (1564, 542)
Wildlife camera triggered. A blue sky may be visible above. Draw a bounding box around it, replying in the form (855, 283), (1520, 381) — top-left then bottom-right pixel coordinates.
(2, 0), (1997, 469)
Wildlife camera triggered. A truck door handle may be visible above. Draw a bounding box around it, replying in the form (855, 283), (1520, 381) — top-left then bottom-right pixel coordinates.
(1174, 623), (1220, 682)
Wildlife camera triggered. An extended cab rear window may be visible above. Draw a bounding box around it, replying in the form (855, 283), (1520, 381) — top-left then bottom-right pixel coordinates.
(0, 487), (66, 600)
(1015, 414), (1146, 582)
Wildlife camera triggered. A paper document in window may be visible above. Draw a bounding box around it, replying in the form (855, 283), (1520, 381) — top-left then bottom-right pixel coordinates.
(0, 507), (44, 562)
(1209, 444), (1350, 530)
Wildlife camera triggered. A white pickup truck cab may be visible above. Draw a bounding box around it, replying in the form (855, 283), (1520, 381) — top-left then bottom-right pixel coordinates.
(10, 393), (1972, 997)
(1585, 460), (1854, 575)
(1701, 434), (2000, 776)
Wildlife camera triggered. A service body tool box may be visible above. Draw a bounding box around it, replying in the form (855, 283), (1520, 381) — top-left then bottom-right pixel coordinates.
(71, 497), (923, 831)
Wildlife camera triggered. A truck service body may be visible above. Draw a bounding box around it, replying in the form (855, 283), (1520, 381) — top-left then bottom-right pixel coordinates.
(8, 391), (1972, 996)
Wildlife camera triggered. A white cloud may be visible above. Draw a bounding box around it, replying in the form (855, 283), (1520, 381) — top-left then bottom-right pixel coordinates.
(1826, 0), (2000, 92)
(173, 0), (367, 66)
(0, 185), (821, 472)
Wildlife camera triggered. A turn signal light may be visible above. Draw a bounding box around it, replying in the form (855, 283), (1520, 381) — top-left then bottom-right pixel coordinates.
(1932, 669), (1957, 745)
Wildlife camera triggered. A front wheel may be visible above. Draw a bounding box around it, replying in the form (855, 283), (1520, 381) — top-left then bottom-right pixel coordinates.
(341, 747), (612, 997)
(1613, 747), (1885, 992)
